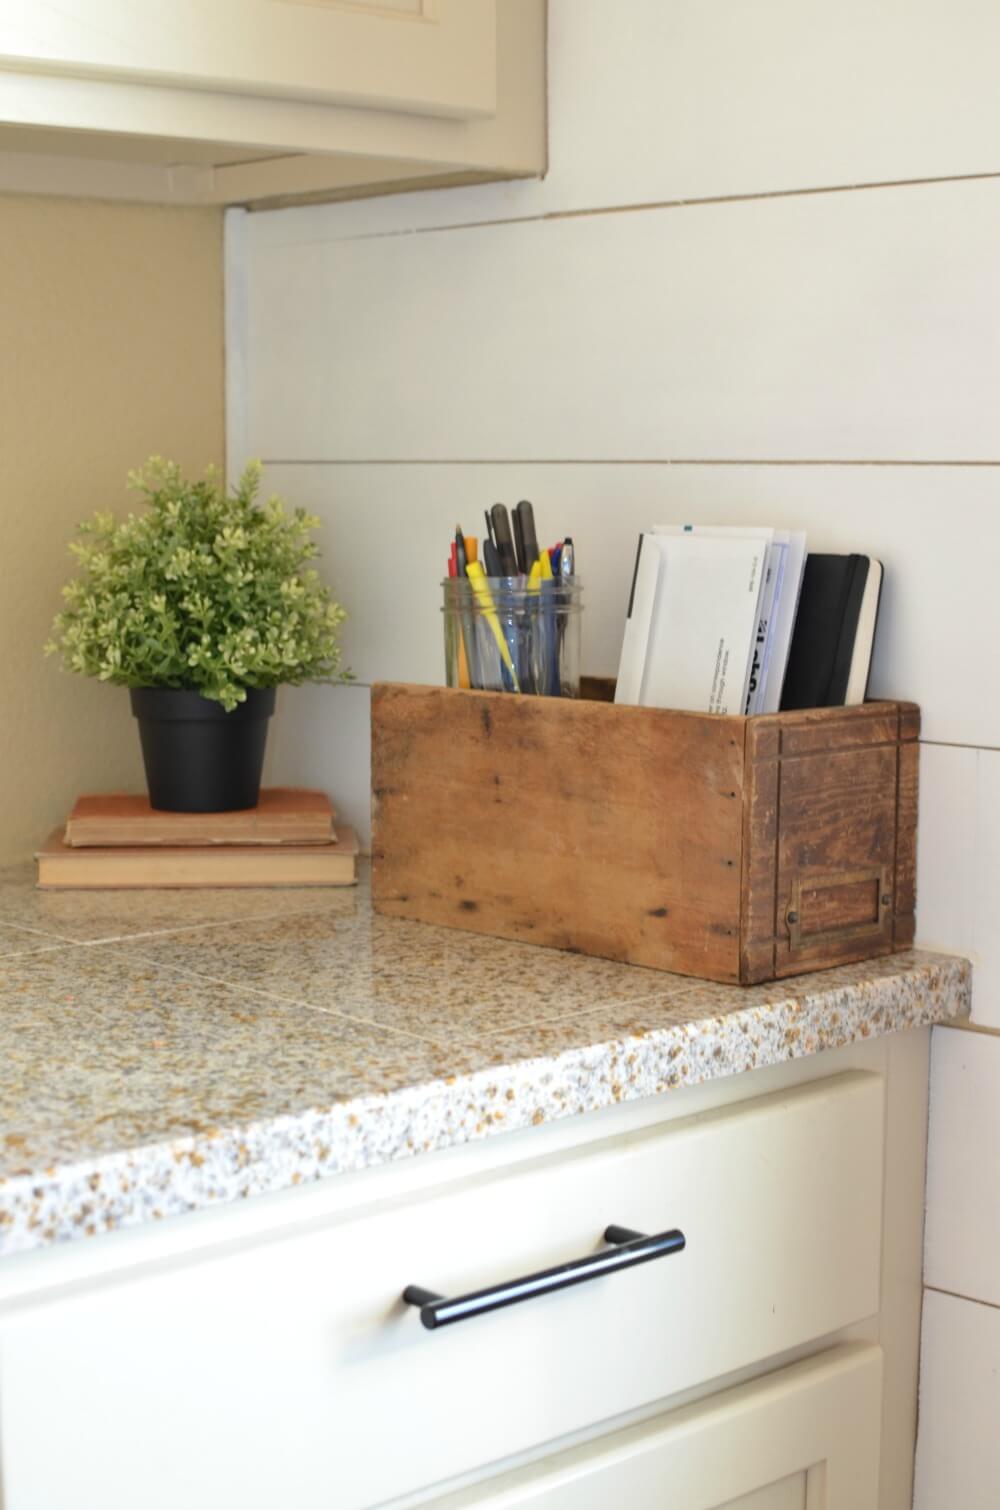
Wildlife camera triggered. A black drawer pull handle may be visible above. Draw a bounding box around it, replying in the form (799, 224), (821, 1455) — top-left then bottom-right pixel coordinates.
(403, 1224), (685, 1331)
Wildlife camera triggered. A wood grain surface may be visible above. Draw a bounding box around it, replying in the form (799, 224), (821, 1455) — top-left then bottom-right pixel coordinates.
(771, 706), (906, 979)
(372, 684), (745, 981)
(372, 686), (918, 984)
(894, 706), (920, 948)
(740, 721), (780, 985)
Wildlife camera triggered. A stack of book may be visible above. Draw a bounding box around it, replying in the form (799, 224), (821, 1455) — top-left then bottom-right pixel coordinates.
(616, 525), (883, 715)
(36, 789), (358, 889)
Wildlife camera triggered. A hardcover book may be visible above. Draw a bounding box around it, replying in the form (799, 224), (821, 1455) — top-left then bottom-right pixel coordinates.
(780, 555), (883, 710)
(64, 789), (336, 848)
(37, 826), (358, 888)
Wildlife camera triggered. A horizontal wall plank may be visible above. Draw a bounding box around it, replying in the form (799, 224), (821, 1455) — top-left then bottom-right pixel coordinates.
(246, 0), (1000, 247)
(925, 1027), (1000, 1307)
(914, 1288), (1000, 1509)
(264, 462), (1000, 751)
(266, 683), (372, 848)
(246, 179), (1000, 463)
(916, 745), (1000, 1024)
(974, 751), (1000, 1022)
(916, 744), (977, 959)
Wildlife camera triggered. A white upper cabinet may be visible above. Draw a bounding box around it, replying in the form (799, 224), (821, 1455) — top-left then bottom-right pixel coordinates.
(0, 0), (495, 116)
(0, 0), (545, 207)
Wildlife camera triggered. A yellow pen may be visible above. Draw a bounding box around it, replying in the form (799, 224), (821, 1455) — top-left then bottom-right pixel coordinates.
(527, 558), (542, 594)
(538, 549), (554, 580)
(466, 560), (520, 692)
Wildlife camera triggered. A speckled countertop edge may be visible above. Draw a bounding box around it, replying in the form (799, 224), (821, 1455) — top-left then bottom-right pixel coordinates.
(0, 858), (970, 1257)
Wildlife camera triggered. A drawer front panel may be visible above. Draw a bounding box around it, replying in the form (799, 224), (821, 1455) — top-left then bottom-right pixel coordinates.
(0, 1074), (883, 1510)
(436, 1343), (883, 1509)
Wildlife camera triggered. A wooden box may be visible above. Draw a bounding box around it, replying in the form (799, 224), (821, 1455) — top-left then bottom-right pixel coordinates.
(370, 681), (918, 985)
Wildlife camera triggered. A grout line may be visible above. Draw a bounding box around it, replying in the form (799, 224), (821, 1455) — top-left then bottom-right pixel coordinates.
(543, 171), (1000, 220)
(261, 458), (1000, 468)
(924, 1284), (1000, 1312)
(921, 738), (1000, 754)
(116, 936), (682, 1050)
(268, 168), (1000, 247)
(118, 946), (437, 1045)
(0, 918), (89, 945)
(109, 923), (698, 1052)
(70, 903), (338, 949)
(0, 938), (75, 960)
(0, 920), (81, 945)
(931, 1017), (1000, 1040)
(0, 915), (334, 949)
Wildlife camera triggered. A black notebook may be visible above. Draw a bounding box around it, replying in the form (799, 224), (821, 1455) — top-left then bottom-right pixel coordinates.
(779, 554), (883, 710)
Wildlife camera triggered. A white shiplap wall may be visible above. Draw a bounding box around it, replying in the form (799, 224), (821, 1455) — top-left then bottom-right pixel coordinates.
(232, 2), (1000, 1498)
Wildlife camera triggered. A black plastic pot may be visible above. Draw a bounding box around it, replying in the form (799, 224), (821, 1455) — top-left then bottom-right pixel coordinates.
(130, 687), (276, 812)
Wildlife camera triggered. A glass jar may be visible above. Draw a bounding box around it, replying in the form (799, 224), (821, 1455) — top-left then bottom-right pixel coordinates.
(442, 577), (583, 697)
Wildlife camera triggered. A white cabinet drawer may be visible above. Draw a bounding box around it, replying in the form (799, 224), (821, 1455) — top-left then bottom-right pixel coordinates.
(436, 1343), (883, 1509)
(0, 1073), (883, 1510)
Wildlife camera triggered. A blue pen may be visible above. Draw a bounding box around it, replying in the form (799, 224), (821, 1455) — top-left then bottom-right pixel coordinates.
(536, 551), (561, 696)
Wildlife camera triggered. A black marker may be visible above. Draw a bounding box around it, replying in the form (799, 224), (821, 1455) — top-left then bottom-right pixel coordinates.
(514, 500), (540, 574)
(490, 504), (518, 577)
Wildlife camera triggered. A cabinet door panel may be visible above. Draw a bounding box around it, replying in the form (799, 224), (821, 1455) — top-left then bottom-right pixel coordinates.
(722, 1477), (806, 1510)
(0, 0), (495, 116)
(437, 1345), (881, 1509)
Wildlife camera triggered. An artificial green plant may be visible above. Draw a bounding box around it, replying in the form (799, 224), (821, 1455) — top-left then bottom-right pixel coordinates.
(46, 458), (348, 711)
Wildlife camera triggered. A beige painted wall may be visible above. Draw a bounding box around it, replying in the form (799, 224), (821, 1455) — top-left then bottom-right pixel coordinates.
(0, 194), (224, 864)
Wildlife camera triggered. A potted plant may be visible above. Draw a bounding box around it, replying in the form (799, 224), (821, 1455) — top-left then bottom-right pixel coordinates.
(46, 457), (348, 812)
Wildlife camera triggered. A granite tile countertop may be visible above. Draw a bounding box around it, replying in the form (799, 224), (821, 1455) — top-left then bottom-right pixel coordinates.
(0, 863), (970, 1256)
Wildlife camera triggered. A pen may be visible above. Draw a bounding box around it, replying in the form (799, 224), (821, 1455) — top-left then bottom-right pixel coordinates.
(536, 549), (560, 695)
(488, 505), (525, 684)
(454, 526), (480, 689)
(446, 548), (471, 688)
(512, 509), (527, 575)
(560, 537), (575, 577)
(466, 561), (521, 692)
(490, 504), (519, 577)
(523, 557), (543, 694)
(515, 501), (540, 577)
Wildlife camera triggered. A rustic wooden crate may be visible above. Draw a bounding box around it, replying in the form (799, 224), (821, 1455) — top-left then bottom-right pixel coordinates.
(370, 681), (918, 985)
